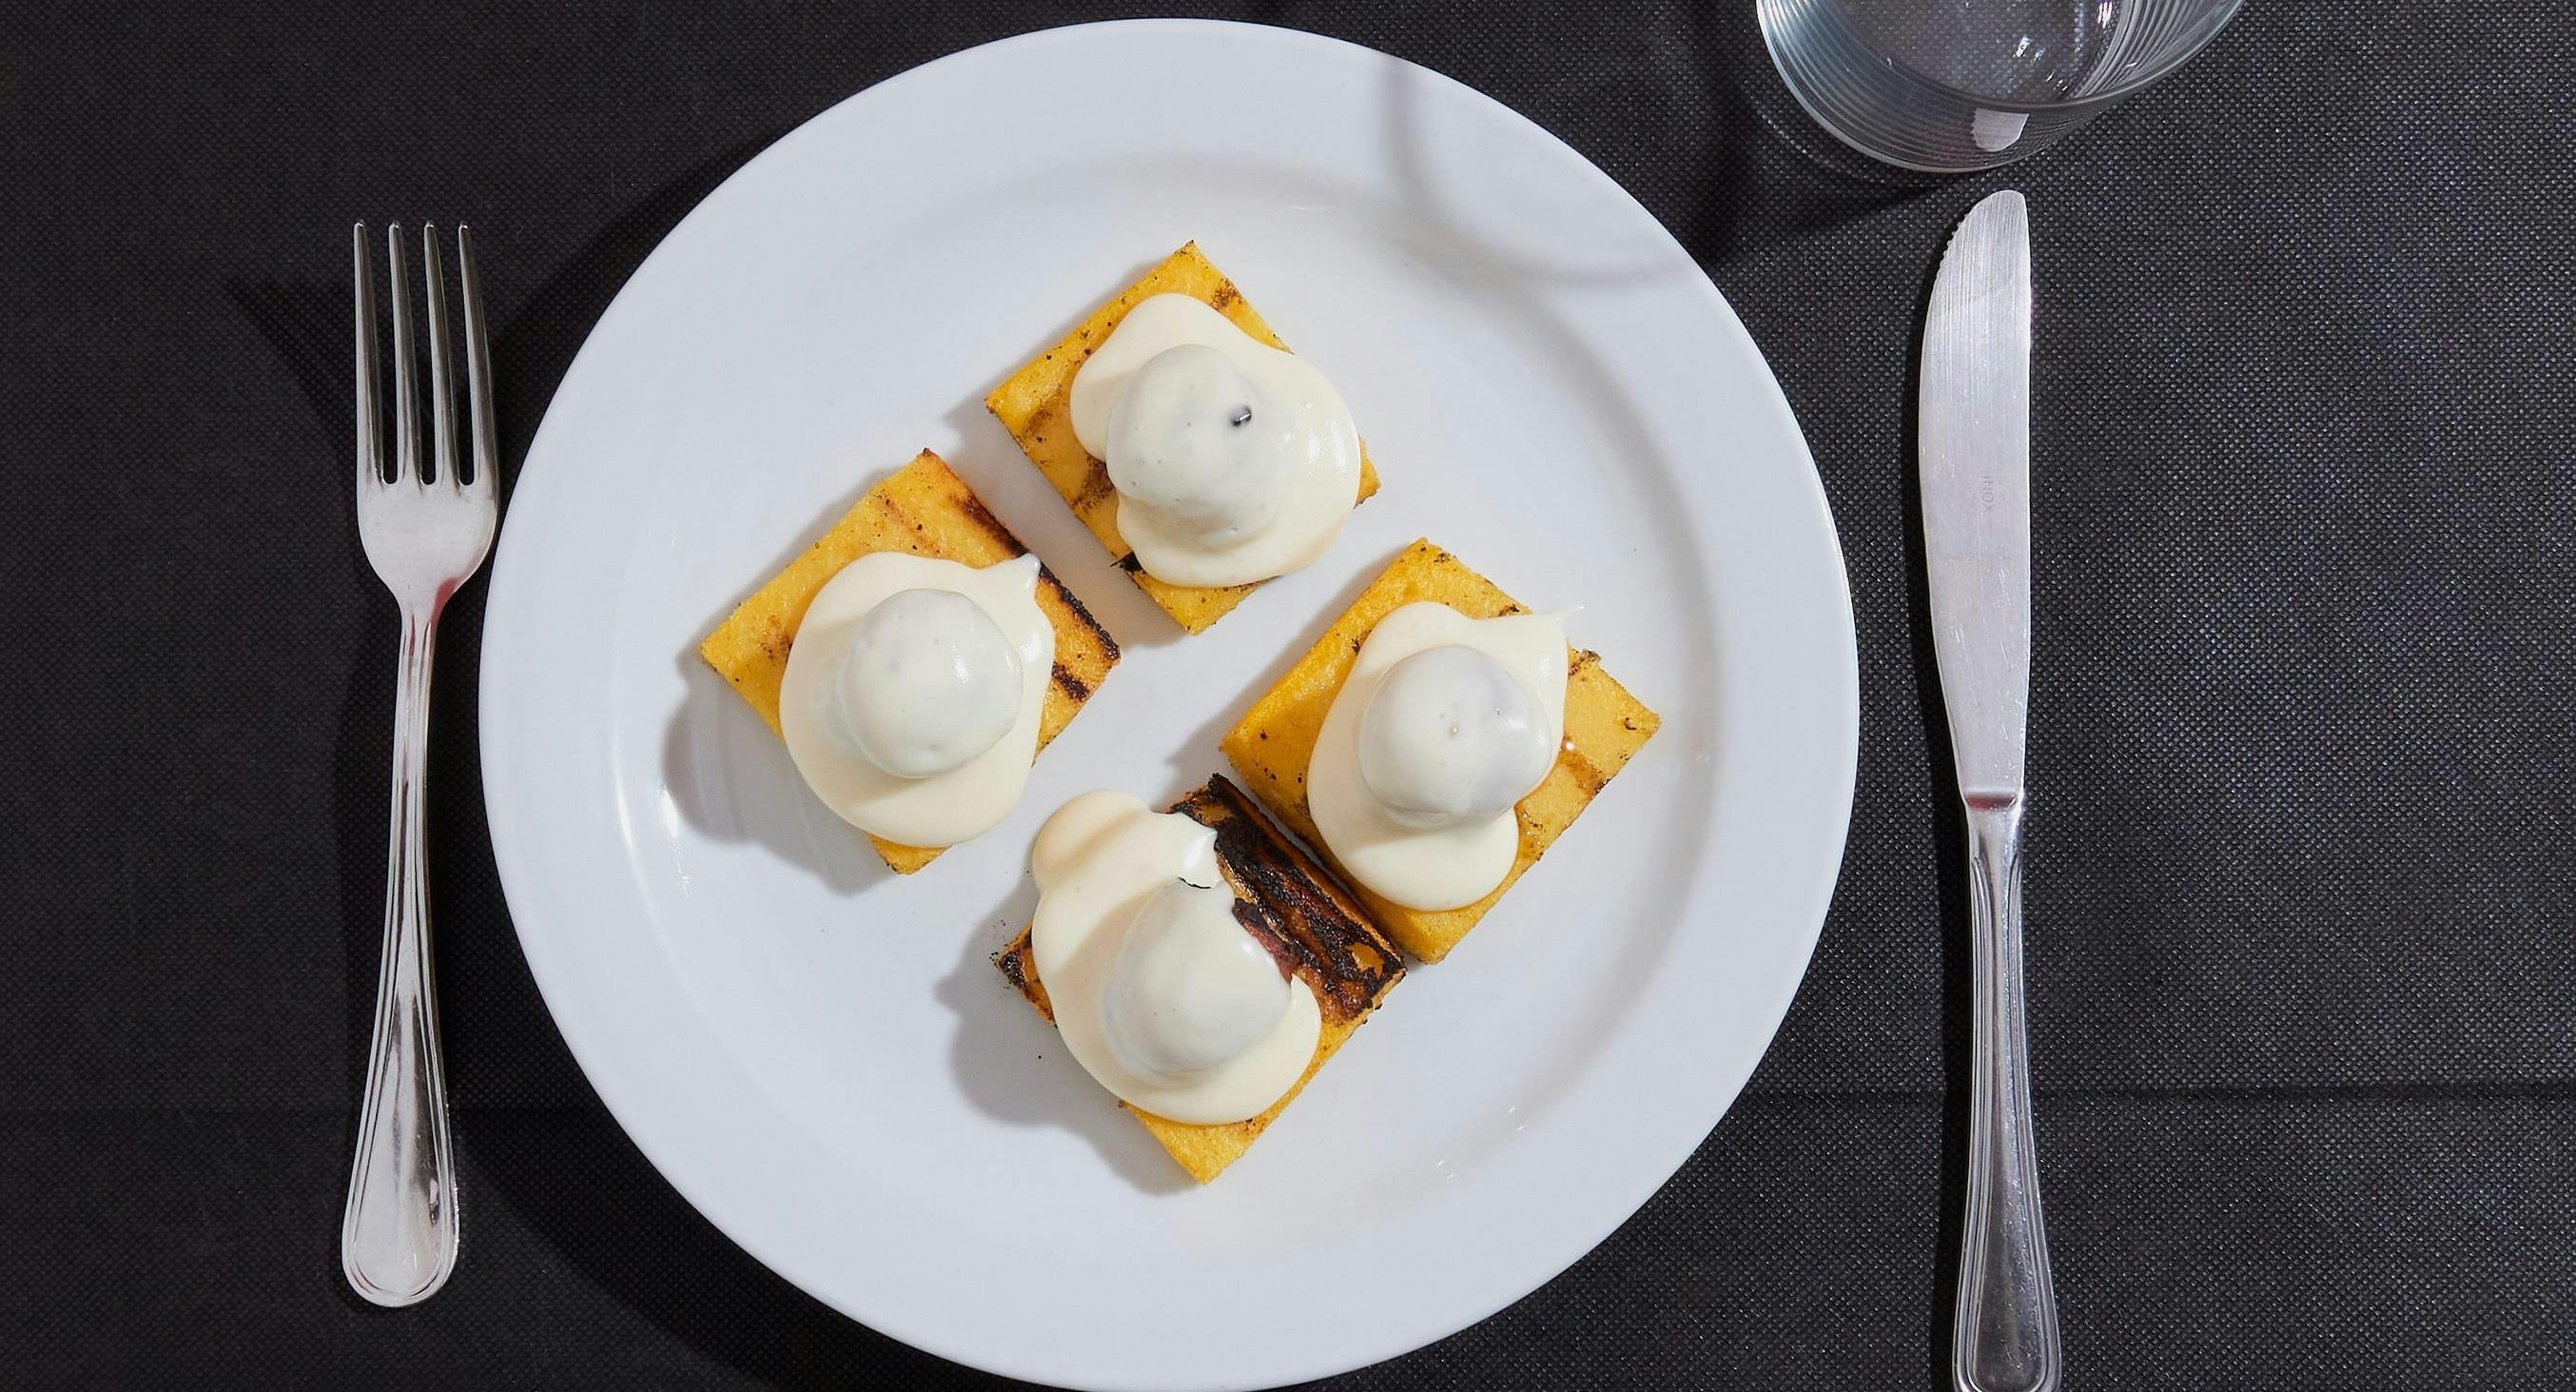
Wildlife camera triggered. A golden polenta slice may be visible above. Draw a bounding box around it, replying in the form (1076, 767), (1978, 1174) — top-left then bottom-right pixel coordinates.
(985, 241), (1380, 634)
(1220, 539), (1660, 962)
(995, 774), (1403, 1185)
(697, 449), (1119, 874)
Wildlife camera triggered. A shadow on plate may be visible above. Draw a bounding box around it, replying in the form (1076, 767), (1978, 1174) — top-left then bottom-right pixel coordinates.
(1156, 537), (1412, 804)
(658, 459), (946, 897)
(662, 650), (894, 900)
(934, 873), (1200, 1197)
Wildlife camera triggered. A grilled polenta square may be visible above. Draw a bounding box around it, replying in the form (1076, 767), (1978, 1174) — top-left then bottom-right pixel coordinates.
(697, 449), (1119, 874)
(984, 242), (1380, 634)
(995, 775), (1403, 1185)
(1220, 539), (1660, 962)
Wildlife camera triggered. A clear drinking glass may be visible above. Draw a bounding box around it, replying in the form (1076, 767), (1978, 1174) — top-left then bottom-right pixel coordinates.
(1757, 0), (2243, 172)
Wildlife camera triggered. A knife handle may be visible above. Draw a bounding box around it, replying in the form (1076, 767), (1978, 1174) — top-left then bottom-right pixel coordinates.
(1954, 793), (2061, 1392)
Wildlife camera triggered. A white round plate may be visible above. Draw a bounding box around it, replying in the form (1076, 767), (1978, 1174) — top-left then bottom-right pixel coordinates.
(481, 19), (1856, 1391)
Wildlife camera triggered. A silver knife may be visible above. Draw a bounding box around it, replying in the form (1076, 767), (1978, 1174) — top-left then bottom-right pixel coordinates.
(1922, 188), (2060, 1392)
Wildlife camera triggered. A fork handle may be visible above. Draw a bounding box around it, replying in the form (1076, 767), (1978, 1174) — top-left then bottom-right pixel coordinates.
(342, 605), (459, 1305)
(1954, 794), (2060, 1392)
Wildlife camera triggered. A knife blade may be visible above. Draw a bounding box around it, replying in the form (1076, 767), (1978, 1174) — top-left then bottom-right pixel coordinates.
(1922, 188), (2032, 800)
(1922, 188), (2060, 1392)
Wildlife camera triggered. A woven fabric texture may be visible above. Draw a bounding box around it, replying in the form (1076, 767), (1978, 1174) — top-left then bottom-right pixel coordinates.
(2, 2), (2568, 1387)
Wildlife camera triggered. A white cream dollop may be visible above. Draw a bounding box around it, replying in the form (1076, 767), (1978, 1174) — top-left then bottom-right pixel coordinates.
(778, 553), (1052, 848)
(1357, 644), (1556, 831)
(1104, 343), (1298, 544)
(1307, 603), (1569, 912)
(1067, 294), (1361, 589)
(829, 587), (1023, 779)
(1102, 879), (1291, 1077)
(1030, 791), (1320, 1126)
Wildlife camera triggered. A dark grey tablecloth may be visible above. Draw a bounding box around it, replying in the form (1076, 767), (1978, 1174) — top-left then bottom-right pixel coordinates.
(5, 3), (2569, 1387)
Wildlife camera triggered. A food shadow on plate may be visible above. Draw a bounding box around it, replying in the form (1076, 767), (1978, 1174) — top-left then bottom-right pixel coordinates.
(659, 657), (891, 898)
(933, 873), (1198, 1197)
(1157, 538), (1414, 798)
(925, 546), (1398, 1202)
(658, 474), (900, 898)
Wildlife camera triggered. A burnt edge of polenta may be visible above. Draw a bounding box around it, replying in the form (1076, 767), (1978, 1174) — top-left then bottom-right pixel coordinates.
(993, 934), (1048, 1018)
(1172, 775), (1401, 1022)
(992, 774), (1401, 1028)
(1040, 571), (1116, 703)
(936, 487), (1122, 704)
(1215, 536), (1662, 960)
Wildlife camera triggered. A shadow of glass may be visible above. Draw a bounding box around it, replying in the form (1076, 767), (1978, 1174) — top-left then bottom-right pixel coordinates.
(1306, 51), (1753, 1133)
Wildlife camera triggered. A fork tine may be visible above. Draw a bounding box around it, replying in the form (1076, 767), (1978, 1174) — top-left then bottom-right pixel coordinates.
(421, 225), (459, 491)
(353, 223), (382, 490)
(386, 225), (422, 485)
(456, 225), (498, 499)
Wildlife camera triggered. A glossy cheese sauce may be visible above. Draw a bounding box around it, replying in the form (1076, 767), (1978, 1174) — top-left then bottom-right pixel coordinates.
(1067, 294), (1361, 589)
(1307, 602), (1570, 912)
(1030, 791), (1321, 1125)
(777, 553), (1052, 848)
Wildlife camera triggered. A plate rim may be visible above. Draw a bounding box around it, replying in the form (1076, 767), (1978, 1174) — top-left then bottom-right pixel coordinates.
(479, 17), (1859, 1388)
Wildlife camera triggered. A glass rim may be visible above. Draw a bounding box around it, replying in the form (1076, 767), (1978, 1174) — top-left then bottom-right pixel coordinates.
(1872, 0), (2245, 114)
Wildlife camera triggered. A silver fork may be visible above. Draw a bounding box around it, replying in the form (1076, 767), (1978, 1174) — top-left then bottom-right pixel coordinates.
(342, 222), (498, 1307)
